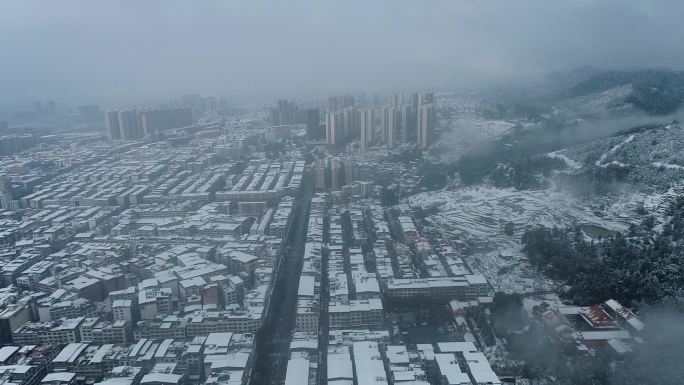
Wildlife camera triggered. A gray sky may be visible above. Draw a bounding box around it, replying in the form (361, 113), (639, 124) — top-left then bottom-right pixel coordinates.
(1, 0), (683, 107)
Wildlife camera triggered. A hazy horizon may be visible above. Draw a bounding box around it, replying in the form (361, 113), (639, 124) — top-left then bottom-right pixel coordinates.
(2, 0), (684, 108)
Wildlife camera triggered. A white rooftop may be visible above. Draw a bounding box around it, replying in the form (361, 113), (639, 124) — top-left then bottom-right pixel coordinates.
(284, 357), (310, 385)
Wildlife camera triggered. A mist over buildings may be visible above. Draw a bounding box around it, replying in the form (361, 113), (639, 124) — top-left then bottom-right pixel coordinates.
(2, 0), (684, 107)
(0, 3), (684, 385)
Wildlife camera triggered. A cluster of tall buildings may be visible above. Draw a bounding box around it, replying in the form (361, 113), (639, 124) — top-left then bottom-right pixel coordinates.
(417, 101), (434, 148)
(323, 92), (435, 148)
(327, 94), (356, 112)
(268, 100), (326, 144)
(268, 100), (326, 145)
(269, 100), (301, 126)
(304, 108), (322, 142)
(270, 93), (435, 148)
(325, 107), (357, 146)
(377, 92), (434, 148)
(313, 156), (354, 191)
(105, 108), (192, 140)
(322, 95), (356, 146)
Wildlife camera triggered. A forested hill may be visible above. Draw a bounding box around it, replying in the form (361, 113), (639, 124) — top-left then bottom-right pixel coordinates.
(521, 195), (684, 307)
(559, 69), (684, 115)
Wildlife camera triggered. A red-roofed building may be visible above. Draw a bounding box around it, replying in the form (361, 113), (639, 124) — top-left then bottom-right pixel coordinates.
(579, 305), (618, 329)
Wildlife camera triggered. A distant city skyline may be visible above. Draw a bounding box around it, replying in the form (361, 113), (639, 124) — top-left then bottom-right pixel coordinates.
(3, 1), (684, 106)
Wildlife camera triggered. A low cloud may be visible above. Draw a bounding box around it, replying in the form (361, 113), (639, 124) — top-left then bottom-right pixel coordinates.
(1, 0), (684, 106)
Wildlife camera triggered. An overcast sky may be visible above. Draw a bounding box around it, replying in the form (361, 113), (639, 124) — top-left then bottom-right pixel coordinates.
(1, 0), (683, 108)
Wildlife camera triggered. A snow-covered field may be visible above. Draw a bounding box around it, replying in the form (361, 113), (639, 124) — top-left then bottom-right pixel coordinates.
(418, 113), (684, 294)
(408, 186), (629, 239)
(546, 150), (582, 170)
(407, 182), (684, 293)
(404, 185), (664, 294)
(522, 293), (565, 318)
(474, 245), (556, 294)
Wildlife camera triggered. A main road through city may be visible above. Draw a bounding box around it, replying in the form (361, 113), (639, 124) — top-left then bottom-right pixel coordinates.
(249, 172), (313, 385)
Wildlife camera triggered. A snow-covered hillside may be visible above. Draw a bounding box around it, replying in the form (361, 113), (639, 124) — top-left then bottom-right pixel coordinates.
(405, 180), (684, 293)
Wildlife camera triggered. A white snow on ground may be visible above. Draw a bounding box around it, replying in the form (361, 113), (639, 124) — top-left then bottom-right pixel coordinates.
(409, 183), (684, 294)
(605, 184), (681, 218)
(598, 160), (628, 168)
(475, 246), (557, 294)
(546, 150), (582, 170)
(652, 161), (684, 170)
(408, 186), (629, 238)
(607, 183), (684, 232)
(405, 185), (651, 294)
(522, 293), (565, 318)
(595, 134), (634, 166)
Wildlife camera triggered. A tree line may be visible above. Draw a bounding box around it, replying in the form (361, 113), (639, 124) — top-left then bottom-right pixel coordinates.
(521, 196), (684, 306)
